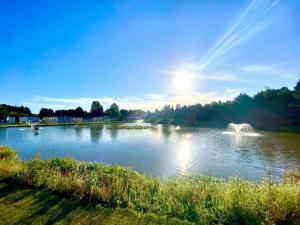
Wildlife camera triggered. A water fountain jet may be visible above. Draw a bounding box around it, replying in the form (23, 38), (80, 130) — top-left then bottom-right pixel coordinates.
(223, 123), (260, 136)
(228, 123), (254, 133)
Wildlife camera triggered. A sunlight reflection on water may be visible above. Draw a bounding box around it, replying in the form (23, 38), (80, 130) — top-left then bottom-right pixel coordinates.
(222, 131), (261, 137)
(0, 124), (299, 181)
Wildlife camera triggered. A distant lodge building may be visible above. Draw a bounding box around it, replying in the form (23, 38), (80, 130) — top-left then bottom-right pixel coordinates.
(1, 116), (113, 124)
(42, 116), (74, 123)
(0, 116), (16, 124)
(19, 116), (40, 124)
(42, 116), (87, 123)
(1, 116), (39, 124)
(42, 117), (57, 123)
(72, 117), (83, 123)
(82, 116), (112, 122)
(6, 116), (16, 124)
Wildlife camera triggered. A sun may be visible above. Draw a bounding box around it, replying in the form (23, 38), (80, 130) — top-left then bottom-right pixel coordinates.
(172, 70), (194, 92)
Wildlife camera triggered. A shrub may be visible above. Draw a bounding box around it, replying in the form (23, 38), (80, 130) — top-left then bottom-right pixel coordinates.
(0, 146), (17, 160)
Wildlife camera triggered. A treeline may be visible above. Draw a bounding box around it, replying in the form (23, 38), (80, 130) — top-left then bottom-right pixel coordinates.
(0, 104), (32, 119)
(146, 79), (300, 131)
(2, 79), (300, 130)
(0, 101), (147, 121)
(38, 101), (147, 120)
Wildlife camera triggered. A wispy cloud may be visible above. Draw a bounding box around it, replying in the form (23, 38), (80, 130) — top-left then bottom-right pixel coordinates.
(195, 0), (281, 71)
(224, 88), (245, 96)
(31, 96), (95, 105)
(242, 64), (297, 79)
(225, 88), (245, 93)
(143, 93), (167, 101)
(161, 0), (281, 87)
(158, 69), (243, 82)
(196, 72), (242, 81)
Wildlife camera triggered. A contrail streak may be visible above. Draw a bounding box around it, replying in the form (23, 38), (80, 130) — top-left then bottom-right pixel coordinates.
(195, 0), (280, 71)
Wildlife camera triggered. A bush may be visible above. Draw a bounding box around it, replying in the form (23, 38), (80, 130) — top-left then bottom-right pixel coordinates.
(0, 147), (22, 181)
(0, 146), (17, 160)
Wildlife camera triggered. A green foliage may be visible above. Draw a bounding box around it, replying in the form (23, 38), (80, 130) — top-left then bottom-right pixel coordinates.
(120, 109), (129, 120)
(147, 80), (300, 132)
(0, 146), (17, 160)
(105, 103), (120, 118)
(0, 149), (300, 224)
(0, 151), (22, 181)
(0, 104), (32, 118)
(55, 106), (86, 117)
(294, 79), (300, 91)
(38, 108), (55, 118)
(90, 101), (104, 117)
(0, 183), (192, 225)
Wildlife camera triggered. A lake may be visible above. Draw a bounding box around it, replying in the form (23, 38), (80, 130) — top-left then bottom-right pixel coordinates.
(0, 123), (299, 181)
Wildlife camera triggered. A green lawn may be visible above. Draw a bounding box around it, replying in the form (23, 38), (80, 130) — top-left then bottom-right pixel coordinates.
(0, 183), (191, 225)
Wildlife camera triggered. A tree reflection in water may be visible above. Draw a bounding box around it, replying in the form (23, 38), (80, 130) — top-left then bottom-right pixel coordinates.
(90, 125), (104, 143)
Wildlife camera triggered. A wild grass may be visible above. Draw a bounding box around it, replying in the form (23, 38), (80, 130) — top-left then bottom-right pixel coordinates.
(0, 145), (17, 160)
(0, 183), (192, 225)
(1, 146), (300, 225)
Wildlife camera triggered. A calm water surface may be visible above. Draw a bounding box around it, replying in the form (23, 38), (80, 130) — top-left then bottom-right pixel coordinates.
(0, 124), (299, 180)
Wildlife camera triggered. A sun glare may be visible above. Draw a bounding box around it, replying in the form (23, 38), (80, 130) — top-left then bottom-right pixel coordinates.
(177, 140), (191, 174)
(172, 70), (194, 92)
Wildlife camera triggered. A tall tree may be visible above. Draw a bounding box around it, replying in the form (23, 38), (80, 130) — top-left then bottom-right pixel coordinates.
(105, 103), (120, 118)
(120, 109), (129, 120)
(74, 107), (85, 117)
(294, 79), (300, 91)
(38, 108), (55, 118)
(90, 101), (104, 117)
(55, 107), (88, 117)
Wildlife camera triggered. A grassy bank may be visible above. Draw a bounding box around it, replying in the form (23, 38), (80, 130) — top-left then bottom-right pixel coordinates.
(0, 121), (120, 129)
(0, 183), (190, 225)
(1, 146), (300, 225)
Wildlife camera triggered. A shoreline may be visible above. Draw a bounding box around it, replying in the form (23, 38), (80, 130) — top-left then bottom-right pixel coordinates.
(0, 121), (120, 128)
(144, 119), (300, 134)
(1, 121), (300, 134)
(1, 146), (299, 224)
(0, 122), (155, 130)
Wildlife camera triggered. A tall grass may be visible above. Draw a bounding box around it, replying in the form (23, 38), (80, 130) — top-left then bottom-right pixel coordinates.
(0, 146), (299, 224)
(0, 145), (16, 160)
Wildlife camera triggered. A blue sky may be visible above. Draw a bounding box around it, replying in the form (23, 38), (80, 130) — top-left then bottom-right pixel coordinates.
(0, 0), (299, 113)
